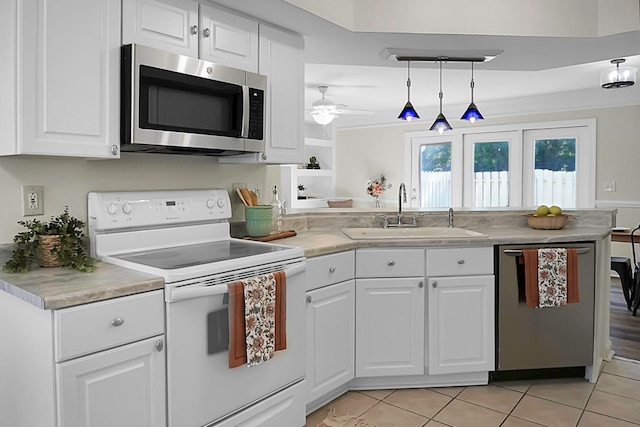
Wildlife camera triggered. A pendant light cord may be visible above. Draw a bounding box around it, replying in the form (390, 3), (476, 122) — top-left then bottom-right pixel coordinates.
(438, 60), (443, 113)
(470, 62), (475, 103)
(406, 61), (412, 98)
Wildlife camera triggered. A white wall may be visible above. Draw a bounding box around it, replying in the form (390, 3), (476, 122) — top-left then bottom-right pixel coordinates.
(0, 154), (280, 243)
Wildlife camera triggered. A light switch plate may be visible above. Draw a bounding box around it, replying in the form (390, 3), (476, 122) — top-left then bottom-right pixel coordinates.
(22, 185), (44, 216)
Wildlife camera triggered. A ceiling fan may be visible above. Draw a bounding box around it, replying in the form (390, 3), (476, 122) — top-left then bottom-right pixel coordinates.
(307, 85), (372, 125)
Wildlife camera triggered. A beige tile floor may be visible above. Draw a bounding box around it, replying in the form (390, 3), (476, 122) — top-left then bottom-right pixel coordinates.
(305, 358), (640, 427)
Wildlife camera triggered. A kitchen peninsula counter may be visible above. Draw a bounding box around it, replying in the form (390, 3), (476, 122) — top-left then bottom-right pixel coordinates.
(278, 225), (611, 258)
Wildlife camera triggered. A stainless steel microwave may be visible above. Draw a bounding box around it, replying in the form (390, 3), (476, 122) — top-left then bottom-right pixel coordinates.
(121, 44), (266, 156)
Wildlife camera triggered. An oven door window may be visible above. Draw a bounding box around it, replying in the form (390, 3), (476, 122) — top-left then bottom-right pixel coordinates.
(139, 65), (243, 137)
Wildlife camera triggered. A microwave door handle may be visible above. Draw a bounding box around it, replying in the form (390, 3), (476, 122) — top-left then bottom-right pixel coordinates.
(240, 85), (250, 138)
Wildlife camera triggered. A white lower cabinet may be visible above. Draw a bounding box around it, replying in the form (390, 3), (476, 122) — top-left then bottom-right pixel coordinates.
(355, 248), (426, 378)
(306, 280), (355, 403)
(305, 251), (355, 406)
(427, 275), (495, 375)
(426, 247), (495, 375)
(57, 336), (166, 427)
(0, 290), (165, 427)
(355, 277), (425, 377)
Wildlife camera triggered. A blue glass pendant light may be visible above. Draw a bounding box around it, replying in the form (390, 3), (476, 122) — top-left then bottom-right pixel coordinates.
(460, 62), (484, 123)
(398, 61), (420, 121)
(429, 60), (452, 134)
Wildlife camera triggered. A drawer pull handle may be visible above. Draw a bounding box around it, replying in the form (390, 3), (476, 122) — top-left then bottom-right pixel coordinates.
(306, 295), (312, 304)
(329, 267), (336, 273)
(111, 317), (124, 327)
(419, 281), (424, 288)
(457, 259), (465, 264)
(156, 339), (164, 352)
(432, 281), (437, 288)
(387, 260), (396, 266)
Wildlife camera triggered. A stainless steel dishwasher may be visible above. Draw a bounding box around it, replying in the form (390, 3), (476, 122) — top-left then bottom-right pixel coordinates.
(496, 242), (595, 372)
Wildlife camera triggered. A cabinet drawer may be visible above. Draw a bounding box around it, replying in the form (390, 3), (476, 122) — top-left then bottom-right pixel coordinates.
(426, 247), (493, 277)
(55, 290), (164, 362)
(307, 251), (355, 291)
(356, 248), (425, 278)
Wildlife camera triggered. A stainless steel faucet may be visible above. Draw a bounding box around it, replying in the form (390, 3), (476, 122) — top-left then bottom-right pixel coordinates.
(448, 207), (454, 228)
(398, 183), (407, 224)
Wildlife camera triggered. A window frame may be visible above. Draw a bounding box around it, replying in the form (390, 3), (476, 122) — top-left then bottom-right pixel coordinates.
(404, 119), (596, 208)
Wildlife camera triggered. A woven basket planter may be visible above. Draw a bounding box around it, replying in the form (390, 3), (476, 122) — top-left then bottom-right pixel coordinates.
(38, 235), (62, 268)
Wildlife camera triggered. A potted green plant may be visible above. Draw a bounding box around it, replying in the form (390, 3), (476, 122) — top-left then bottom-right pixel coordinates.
(307, 156), (320, 169)
(2, 207), (94, 273)
(297, 184), (306, 198)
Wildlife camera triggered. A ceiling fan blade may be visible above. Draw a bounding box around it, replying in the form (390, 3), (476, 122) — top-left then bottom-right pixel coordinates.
(333, 109), (374, 115)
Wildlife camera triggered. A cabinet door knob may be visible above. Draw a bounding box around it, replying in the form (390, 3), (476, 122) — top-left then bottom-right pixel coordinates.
(329, 267), (336, 273)
(387, 260), (396, 266)
(306, 295), (312, 304)
(156, 339), (164, 352)
(203, 28), (211, 38)
(111, 317), (124, 327)
(110, 145), (119, 156)
(190, 25), (198, 35)
(457, 259), (465, 264)
(419, 281), (424, 288)
(432, 281), (437, 288)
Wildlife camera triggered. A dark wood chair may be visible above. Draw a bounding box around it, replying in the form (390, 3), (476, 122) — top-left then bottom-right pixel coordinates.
(611, 256), (633, 310)
(630, 224), (640, 316)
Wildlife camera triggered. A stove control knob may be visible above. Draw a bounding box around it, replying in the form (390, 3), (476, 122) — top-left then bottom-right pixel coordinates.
(122, 202), (133, 215)
(217, 199), (225, 208)
(206, 198), (215, 209)
(107, 203), (117, 215)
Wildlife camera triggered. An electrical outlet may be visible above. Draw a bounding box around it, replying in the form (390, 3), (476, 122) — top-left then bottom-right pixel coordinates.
(603, 181), (616, 192)
(22, 185), (44, 216)
(251, 184), (264, 204)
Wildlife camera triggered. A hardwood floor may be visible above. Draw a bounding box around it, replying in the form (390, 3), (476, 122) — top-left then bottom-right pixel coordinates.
(609, 277), (640, 361)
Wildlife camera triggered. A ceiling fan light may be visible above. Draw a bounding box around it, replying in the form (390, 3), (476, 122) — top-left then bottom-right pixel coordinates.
(398, 101), (420, 121)
(461, 102), (484, 123)
(429, 113), (452, 134)
(312, 112), (336, 125)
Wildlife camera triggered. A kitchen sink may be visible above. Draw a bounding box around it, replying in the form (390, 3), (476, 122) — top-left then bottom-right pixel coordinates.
(341, 227), (488, 240)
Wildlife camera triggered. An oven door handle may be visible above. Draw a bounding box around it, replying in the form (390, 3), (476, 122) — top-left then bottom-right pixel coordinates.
(167, 262), (306, 303)
(503, 247), (592, 256)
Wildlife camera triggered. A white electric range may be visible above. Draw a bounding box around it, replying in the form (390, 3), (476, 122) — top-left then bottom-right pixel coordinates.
(88, 189), (306, 427)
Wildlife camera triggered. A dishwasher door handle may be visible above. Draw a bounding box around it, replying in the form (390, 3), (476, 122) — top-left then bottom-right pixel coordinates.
(503, 247), (592, 256)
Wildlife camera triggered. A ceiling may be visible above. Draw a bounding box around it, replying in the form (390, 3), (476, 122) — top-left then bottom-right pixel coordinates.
(213, 0), (640, 128)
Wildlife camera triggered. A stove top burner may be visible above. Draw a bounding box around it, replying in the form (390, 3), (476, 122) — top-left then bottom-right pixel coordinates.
(112, 240), (286, 270)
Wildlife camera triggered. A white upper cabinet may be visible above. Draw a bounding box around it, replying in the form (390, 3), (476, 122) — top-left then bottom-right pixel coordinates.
(123, 0), (258, 72)
(219, 24), (305, 164)
(258, 25), (304, 163)
(199, 4), (258, 72)
(1, 0), (121, 158)
(122, 0), (200, 57)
